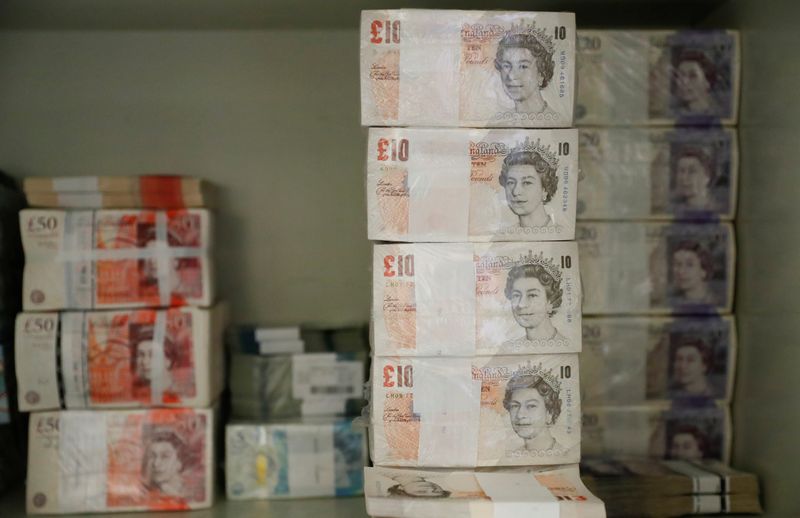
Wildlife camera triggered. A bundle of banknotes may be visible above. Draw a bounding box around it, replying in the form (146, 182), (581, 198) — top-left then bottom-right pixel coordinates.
(581, 457), (762, 517)
(365, 465), (606, 518)
(26, 408), (215, 514)
(226, 417), (367, 500)
(581, 316), (735, 405)
(581, 403), (731, 463)
(361, 10), (576, 128)
(20, 209), (215, 310)
(577, 127), (738, 220)
(229, 325), (306, 355)
(370, 354), (581, 467)
(575, 30), (740, 126)
(372, 242), (582, 356)
(229, 353), (365, 420)
(15, 304), (227, 412)
(23, 175), (215, 209)
(367, 128), (579, 242)
(578, 222), (735, 315)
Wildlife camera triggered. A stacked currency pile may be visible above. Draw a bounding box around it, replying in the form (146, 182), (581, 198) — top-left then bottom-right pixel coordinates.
(14, 175), (222, 513)
(581, 457), (762, 517)
(0, 173), (26, 494)
(362, 9), (604, 517)
(575, 30), (741, 467)
(224, 324), (368, 499)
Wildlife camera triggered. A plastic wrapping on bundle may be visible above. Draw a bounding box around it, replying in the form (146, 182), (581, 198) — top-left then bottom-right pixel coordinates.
(581, 315), (736, 405)
(577, 127), (738, 220)
(577, 222), (735, 315)
(367, 127), (578, 242)
(370, 354), (581, 467)
(365, 464), (606, 518)
(575, 30), (740, 126)
(15, 304), (228, 412)
(581, 402), (731, 463)
(229, 353), (365, 420)
(373, 241), (581, 356)
(20, 209), (215, 310)
(361, 10), (576, 128)
(226, 417), (366, 500)
(26, 408), (215, 514)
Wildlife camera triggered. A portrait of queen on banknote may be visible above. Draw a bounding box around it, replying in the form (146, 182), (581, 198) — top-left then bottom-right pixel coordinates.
(665, 239), (722, 307)
(498, 138), (560, 231)
(666, 143), (731, 215)
(648, 32), (738, 121)
(502, 367), (567, 453)
(502, 256), (566, 344)
(493, 23), (558, 118)
(140, 420), (207, 503)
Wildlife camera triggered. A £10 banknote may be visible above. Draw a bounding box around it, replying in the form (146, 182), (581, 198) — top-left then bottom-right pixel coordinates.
(370, 354), (581, 467)
(373, 242), (581, 356)
(365, 465), (606, 518)
(15, 304), (227, 412)
(361, 10), (576, 127)
(27, 408), (214, 514)
(20, 209), (214, 310)
(367, 128), (578, 242)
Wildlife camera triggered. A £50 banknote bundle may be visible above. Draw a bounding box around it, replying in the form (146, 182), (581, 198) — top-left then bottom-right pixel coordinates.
(20, 209), (214, 311)
(361, 10), (576, 128)
(27, 408), (214, 514)
(15, 304), (227, 412)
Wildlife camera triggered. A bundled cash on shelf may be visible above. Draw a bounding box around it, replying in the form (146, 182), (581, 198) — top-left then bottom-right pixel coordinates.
(575, 30), (740, 126)
(367, 128), (578, 242)
(581, 316), (735, 405)
(370, 354), (581, 467)
(15, 304), (227, 412)
(226, 417), (367, 500)
(578, 222), (735, 315)
(577, 127), (737, 220)
(228, 325), (305, 355)
(361, 10), (576, 128)
(23, 176), (215, 209)
(229, 353), (365, 420)
(373, 242), (582, 356)
(582, 403), (731, 463)
(20, 209), (215, 310)
(26, 408), (215, 514)
(365, 464), (605, 518)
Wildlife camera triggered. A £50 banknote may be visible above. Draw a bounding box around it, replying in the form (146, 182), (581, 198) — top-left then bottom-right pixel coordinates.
(370, 354), (581, 467)
(373, 242), (581, 356)
(15, 304), (227, 412)
(368, 128), (578, 242)
(361, 10), (576, 127)
(27, 408), (214, 514)
(20, 209), (214, 310)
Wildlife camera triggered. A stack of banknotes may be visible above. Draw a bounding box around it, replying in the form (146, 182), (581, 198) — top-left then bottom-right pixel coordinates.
(365, 465), (605, 518)
(23, 175), (215, 209)
(14, 176), (223, 513)
(581, 457), (761, 517)
(362, 9), (606, 517)
(226, 417), (367, 499)
(574, 29), (740, 471)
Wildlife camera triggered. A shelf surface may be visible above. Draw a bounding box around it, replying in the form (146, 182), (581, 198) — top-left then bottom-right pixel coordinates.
(0, 485), (370, 518)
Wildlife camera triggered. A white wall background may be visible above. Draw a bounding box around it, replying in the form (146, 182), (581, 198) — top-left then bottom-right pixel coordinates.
(0, 30), (370, 326)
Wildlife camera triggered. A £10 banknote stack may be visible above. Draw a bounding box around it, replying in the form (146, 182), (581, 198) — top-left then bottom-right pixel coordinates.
(573, 27), (742, 494)
(224, 324), (369, 500)
(14, 175), (226, 514)
(362, 9), (605, 518)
